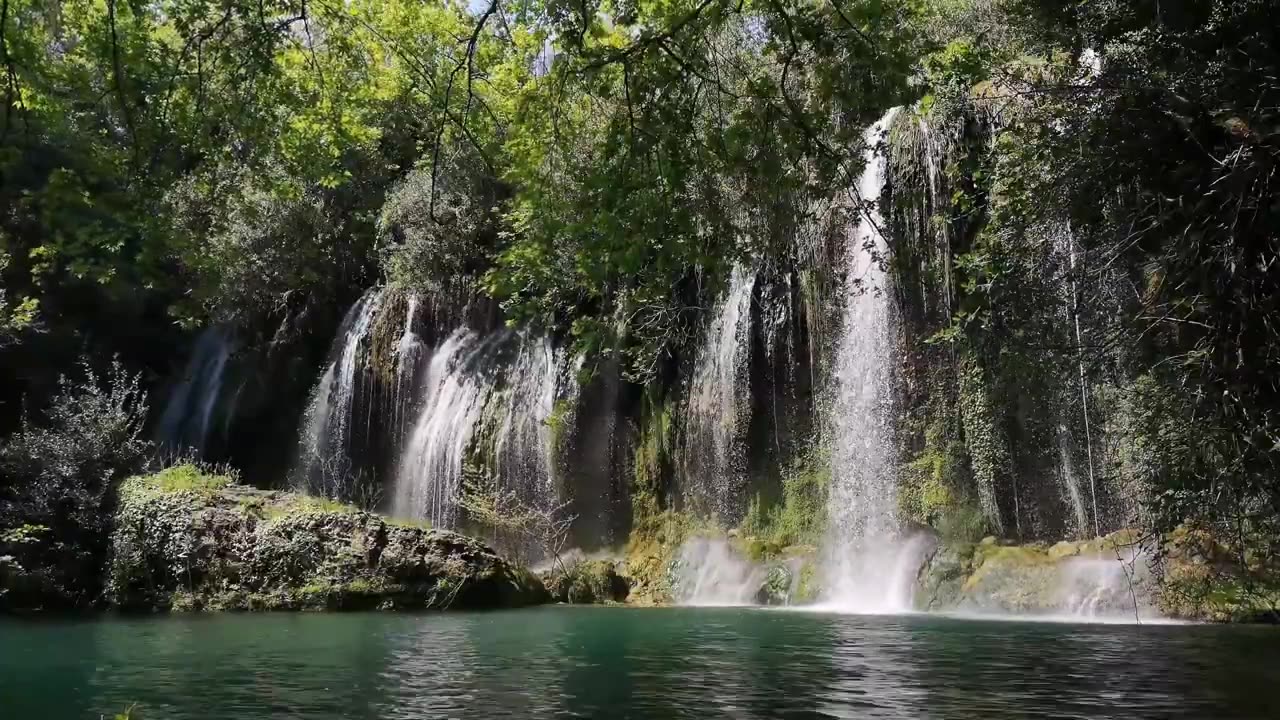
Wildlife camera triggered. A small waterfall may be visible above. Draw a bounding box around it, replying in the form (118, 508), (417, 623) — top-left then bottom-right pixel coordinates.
(157, 326), (235, 457)
(393, 328), (573, 532)
(391, 294), (425, 442)
(393, 329), (497, 528)
(295, 289), (385, 497)
(1057, 426), (1091, 539)
(494, 337), (559, 497)
(673, 537), (765, 607)
(681, 265), (756, 521)
(1053, 224), (1101, 538)
(821, 108), (920, 613)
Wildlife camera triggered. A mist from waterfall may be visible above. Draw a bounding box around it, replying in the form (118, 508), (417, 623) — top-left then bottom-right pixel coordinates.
(157, 326), (235, 457)
(820, 108), (922, 613)
(673, 537), (766, 607)
(681, 264), (756, 522)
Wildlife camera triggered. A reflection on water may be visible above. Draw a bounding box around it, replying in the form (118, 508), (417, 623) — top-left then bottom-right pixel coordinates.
(1, 608), (1278, 719)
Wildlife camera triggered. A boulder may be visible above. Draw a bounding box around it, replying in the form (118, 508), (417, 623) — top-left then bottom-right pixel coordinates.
(106, 469), (548, 612)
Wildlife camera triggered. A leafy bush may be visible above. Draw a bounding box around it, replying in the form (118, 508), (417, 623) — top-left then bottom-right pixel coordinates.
(379, 152), (504, 296)
(1, 361), (149, 532)
(0, 360), (150, 608)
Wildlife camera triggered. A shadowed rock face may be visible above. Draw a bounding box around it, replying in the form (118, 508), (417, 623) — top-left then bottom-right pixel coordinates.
(106, 474), (548, 612)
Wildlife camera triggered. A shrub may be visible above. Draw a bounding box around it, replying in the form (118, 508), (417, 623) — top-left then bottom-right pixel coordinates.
(0, 360), (150, 608)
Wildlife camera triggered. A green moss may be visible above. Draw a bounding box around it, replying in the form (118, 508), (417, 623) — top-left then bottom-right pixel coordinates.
(632, 392), (675, 522)
(793, 560), (820, 604)
(738, 450), (830, 562)
(544, 559), (629, 604)
(624, 510), (707, 604)
(545, 398), (575, 450)
(389, 517), (432, 531)
(1159, 524), (1280, 622)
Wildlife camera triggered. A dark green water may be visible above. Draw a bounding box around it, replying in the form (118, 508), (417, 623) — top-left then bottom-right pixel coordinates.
(2, 607), (1277, 719)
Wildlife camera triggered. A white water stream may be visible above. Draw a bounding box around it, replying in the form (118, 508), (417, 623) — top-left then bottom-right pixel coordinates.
(819, 108), (924, 614)
(681, 265), (756, 522)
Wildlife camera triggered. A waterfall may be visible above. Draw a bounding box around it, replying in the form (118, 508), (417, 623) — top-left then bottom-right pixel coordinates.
(393, 328), (571, 531)
(1052, 225), (1102, 539)
(157, 326), (234, 457)
(295, 289), (385, 498)
(681, 264), (756, 522)
(493, 336), (568, 501)
(391, 294), (425, 442)
(820, 108), (922, 613)
(673, 537), (765, 606)
(392, 329), (497, 528)
(1057, 426), (1091, 539)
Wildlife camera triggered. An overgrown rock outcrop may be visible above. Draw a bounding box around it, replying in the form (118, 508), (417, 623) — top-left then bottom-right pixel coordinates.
(106, 466), (547, 612)
(541, 559), (630, 604)
(915, 532), (1159, 617)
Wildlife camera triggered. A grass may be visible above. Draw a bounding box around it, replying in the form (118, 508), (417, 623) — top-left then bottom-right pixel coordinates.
(262, 495), (357, 520)
(389, 516), (433, 530)
(145, 463), (234, 494)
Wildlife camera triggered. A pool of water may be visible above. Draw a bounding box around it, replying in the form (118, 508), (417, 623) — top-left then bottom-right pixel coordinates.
(2, 607), (1277, 718)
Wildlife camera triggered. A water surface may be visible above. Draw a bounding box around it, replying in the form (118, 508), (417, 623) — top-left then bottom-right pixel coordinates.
(2, 607), (1276, 718)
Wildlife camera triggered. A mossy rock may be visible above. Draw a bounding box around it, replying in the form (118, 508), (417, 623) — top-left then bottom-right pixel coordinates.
(916, 543), (976, 611)
(756, 564), (793, 606)
(1158, 524), (1280, 623)
(542, 559), (630, 604)
(106, 467), (548, 612)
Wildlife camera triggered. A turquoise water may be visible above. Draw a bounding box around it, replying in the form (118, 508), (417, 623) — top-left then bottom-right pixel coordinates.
(2, 607), (1277, 718)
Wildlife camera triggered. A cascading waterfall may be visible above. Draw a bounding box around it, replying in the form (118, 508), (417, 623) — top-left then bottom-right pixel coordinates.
(681, 264), (756, 521)
(157, 326), (235, 457)
(295, 289), (386, 497)
(493, 337), (570, 502)
(392, 329), (497, 528)
(393, 328), (572, 531)
(820, 108), (925, 613)
(1052, 224), (1102, 539)
(391, 294), (425, 442)
(1057, 426), (1091, 539)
